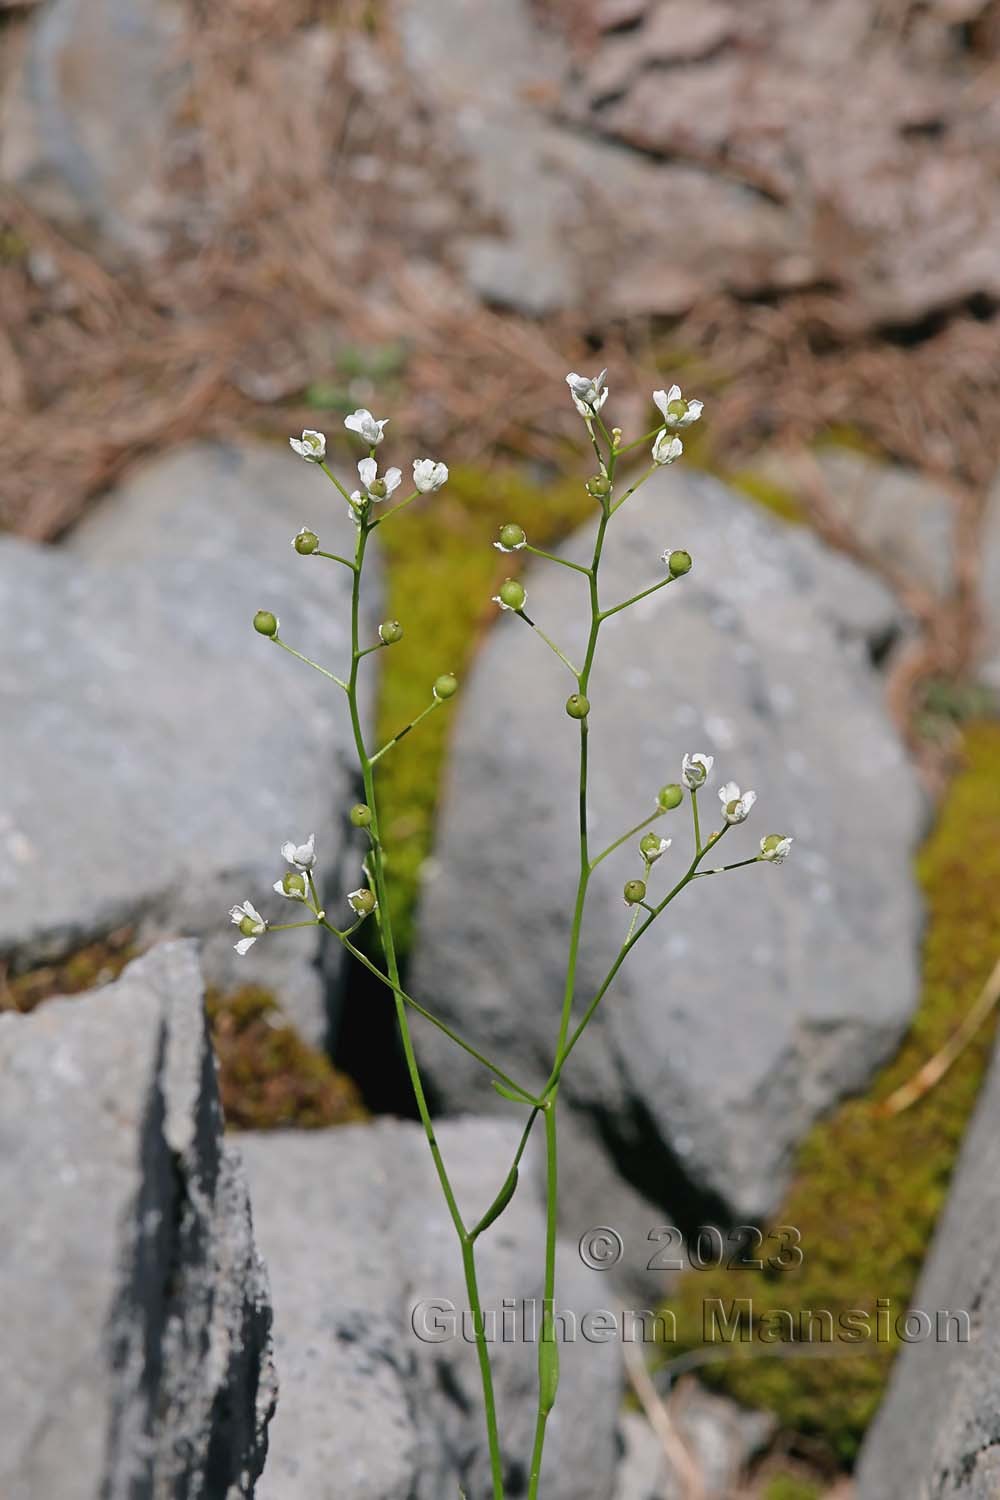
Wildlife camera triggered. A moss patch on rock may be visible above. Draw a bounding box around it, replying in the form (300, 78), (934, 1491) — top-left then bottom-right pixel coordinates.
(1, 927), (137, 1013)
(374, 461), (594, 952)
(207, 985), (367, 1130)
(664, 721), (1000, 1464)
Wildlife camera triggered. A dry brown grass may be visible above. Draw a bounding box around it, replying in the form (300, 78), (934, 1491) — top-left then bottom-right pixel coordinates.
(1, 0), (997, 786)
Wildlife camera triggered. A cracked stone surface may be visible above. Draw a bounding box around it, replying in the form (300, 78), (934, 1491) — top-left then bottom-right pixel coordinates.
(857, 1025), (1000, 1498)
(0, 441), (376, 1043)
(410, 467), (925, 1229)
(242, 1117), (624, 1500)
(0, 941), (276, 1499)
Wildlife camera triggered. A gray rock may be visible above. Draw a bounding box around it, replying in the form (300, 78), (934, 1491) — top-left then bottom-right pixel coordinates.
(411, 467), (924, 1224)
(755, 446), (956, 598)
(0, 940), (276, 1499)
(241, 1117), (625, 1500)
(613, 1391), (775, 1500)
(0, 441), (376, 1043)
(393, 0), (796, 316)
(857, 1023), (1000, 1498)
(0, 0), (190, 256)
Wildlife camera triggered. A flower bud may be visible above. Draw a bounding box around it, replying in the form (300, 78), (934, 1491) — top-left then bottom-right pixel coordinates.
(379, 619), (404, 644)
(253, 610), (278, 637)
(350, 804), (372, 828)
(587, 474), (612, 498)
(657, 783), (683, 811)
(434, 673), (459, 701)
(667, 549), (692, 577)
(497, 523), (527, 552)
(565, 693), (590, 720)
(623, 879), (646, 905)
(348, 887), (377, 917)
(293, 528), (319, 555)
(498, 578), (526, 611)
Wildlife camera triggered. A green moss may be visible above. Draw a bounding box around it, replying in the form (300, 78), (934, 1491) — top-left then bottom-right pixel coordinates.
(761, 1475), (823, 1500)
(665, 723), (1000, 1464)
(374, 462), (594, 952)
(206, 985), (367, 1130)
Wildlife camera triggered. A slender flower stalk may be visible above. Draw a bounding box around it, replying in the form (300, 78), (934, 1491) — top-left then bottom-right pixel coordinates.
(232, 374), (789, 1500)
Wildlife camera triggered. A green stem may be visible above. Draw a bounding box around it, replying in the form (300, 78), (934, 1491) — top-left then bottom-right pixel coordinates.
(609, 464), (657, 516)
(515, 610), (580, 677)
(600, 573), (675, 622)
(315, 549), (357, 571)
(691, 786), (702, 855)
(272, 636), (348, 692)
(325, 922), (538, 1101)
(319, 461), (358, 508)
(527, 1102), (560, 1500)
(589, 809), (664, 871)
(524, 544), (592, 576)
(369, 698), (441, 764)
(347, 519), (506, 1500)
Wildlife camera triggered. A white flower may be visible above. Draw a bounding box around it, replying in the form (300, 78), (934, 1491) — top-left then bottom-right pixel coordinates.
(566, 369), (609, 418)
(682, 752), (714, 789)
(273, 872), (309, 902)
(718, 782), (757, 824)
(229, 900), (266, 956)
(652, 431), (683, 465)
(281, 834), (316, 870)
(355, 457), (402, 503)
(289, 429), (327, 462)
(413, 458), (449, 493)
(344, 408), (388, 445)
(760, 835), (793, 863)
(653, 384), (704, 430)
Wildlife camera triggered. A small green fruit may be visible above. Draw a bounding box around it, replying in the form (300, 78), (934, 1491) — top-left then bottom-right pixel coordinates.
(498, 578), (526, 611)
(668, 549), (692, 577)
(587, 474), (611, 498)
(499, 523), (526, 550)
(657, 783), (683, 811)
(350, 804), (372, 828)
(282, 872), (307, 897)
(253, 610), (278, 637)
(294, 529), (319, 555)
(434, 673), (459, 700)
(565, 694), (590, 720)
(379, 620), (404, 645)
(624, 879), (647, 905)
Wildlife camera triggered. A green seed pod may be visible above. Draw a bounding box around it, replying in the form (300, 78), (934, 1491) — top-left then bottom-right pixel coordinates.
(368, 478), (388, 499)
(294, 528), (319, 555)
(586, 474), (612, 498)
(238, 914), (260, 936)
(623, 878), (647, 905)
(565, 693), (590, 720)
(640, 833), (663, 860)
(379, 620), (404, 645)
(282, 872), (307, 897)
(434, 673), (459, 700)
(657, 783), (683, 811)
(350, 888), (377, 916)
(350, 804), (372, 828)
(668, 549), (693, 577)
(499, 522), (526, 550)
(498, 578), (526, 611)
(253, 610), (278, 637)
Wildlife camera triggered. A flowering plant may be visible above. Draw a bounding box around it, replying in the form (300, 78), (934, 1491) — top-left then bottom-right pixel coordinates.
(233, 372), (790, 1498)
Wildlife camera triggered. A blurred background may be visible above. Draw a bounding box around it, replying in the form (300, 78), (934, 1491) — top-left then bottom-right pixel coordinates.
(3, 2), (1000, 1498)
